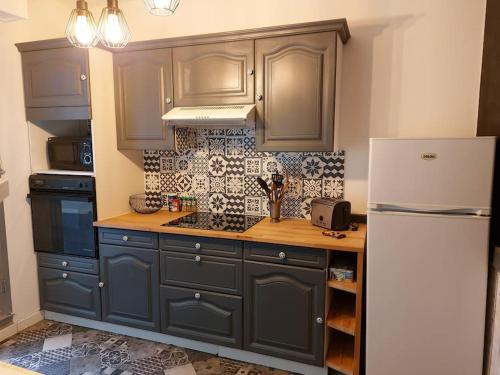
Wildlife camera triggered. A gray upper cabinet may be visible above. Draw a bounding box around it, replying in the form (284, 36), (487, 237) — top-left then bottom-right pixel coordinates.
(244, 261), (325, 366)
(255, 32), (338, 151)
(19, 47), (91, 120)
(114, 48), (174, 150)
(172, 40), (254, 106)
(100, 244), (160, 331)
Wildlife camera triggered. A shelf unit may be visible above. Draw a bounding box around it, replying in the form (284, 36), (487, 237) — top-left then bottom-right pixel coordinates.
(325, 250), (364, 375)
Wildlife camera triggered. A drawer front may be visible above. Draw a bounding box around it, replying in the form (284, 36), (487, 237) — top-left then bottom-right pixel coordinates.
(160, 285), (242, 348)
(160, 234), (242, 258)
(244, 242), (326, 269)
(38, 267), (101, 320)
(99, 228), (158, 249)
(160, 251), (242, 295)
(37, 253), (99, 275)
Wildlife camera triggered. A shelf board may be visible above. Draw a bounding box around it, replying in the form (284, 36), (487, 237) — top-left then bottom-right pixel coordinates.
(328, 279), (357, 294)
(327, 304), (356, 336)
(326, 333), (354, 375)
(33, 169), (95, 177)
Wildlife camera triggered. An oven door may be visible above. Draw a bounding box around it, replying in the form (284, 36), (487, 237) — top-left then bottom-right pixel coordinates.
(28, 192), (97, 258)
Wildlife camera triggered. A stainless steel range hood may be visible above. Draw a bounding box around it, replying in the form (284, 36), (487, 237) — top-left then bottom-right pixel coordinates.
(162, 104), (256, 128)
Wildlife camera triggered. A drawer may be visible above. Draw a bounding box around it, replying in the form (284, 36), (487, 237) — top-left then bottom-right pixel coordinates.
(37, 253), (99, 275)
(99, 228), (158, 249)
(160, 285), (242, 348)
(244, 242), (326, 269)
(160, 251), (242, 295)
(160, 234), (242, 258)
(38, 267), (101, 320)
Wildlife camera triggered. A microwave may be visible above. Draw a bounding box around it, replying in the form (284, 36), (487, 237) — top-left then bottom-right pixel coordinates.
(47, 137), (93, 171)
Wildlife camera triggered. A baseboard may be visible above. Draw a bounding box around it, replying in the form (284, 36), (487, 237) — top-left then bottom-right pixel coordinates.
(0, 310), (44, 343)
(44, 311), (327, 375)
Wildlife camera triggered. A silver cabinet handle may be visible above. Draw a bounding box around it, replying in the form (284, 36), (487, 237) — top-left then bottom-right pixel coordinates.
(61, 261), (68, 267)
(62, 273), (68, 279)
(195, 243), (201, 250)
(248, 69), (254, 76)
(195, 255), (201, 262)
(279, 251), (286, 259)
(165, 97), (172, 104)
(316, 317), (324, 324)
(122, 235), (129, 242)
(80, 74), (87, 81)
(256, 94), (263, 101)
(99, 282), (104, 288)
(194, 292), (201, 300)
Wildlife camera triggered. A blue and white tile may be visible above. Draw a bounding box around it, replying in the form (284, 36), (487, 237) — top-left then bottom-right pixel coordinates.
(208, 155), (227, 176)
(244, 158), (261, 176)
(302, 179), (322, 198)
(225, 175), (245, 195)
(175, 155), (192, 175)
(160, 156), (175, 174)
(208, 138), (226, 156)
(322, 177), (344, 199)
(209, 193), (228, 213)
(244, 196), (262, 216)
(301, 156), (324, 179)
(209, 176), (226, 193)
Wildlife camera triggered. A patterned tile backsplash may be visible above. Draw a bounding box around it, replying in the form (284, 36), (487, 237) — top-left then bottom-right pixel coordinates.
(144, 128), (345, 219)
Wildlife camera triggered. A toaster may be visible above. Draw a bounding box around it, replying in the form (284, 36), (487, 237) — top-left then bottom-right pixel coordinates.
(311, 198), (351, 230)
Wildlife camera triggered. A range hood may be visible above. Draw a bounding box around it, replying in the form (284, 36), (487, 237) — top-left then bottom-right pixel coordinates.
(162, 104), (256, 128)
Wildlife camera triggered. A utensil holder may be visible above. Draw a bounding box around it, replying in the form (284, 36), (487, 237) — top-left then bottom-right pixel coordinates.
(269, 200), (282, 223)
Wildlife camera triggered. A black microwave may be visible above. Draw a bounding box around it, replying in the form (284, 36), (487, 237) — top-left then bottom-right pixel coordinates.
(47, 137), (93, 171)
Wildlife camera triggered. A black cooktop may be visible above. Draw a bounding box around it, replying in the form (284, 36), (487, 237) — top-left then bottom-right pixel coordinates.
(162, 212), (265, 233)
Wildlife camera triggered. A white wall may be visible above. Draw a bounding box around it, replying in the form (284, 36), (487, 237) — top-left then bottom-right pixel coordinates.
(0, 0), (487, 323)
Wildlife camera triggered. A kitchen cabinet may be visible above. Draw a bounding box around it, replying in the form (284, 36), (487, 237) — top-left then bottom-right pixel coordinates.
(244, 260), (326, 366)
(38, 267), (101, 320)
(172, 40), (254, 106)
(160, 285), (243, 348)
(99, 244), (160, 331)
(113, 48), (174, 150)
(255, 32), (338, 151)
(19, 46), (91, 120)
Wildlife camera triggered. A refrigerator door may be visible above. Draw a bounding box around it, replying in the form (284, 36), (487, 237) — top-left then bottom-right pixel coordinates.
(368, 137), (496, 214)
(366, 210), (489, 375)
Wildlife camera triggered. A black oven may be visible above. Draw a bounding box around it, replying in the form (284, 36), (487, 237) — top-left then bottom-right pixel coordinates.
(28, 174), (97, 258)
(47, 137), (93, 171)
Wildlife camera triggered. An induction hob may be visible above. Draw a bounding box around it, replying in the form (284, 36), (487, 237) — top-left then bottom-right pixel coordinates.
(162, 212), (265, 233)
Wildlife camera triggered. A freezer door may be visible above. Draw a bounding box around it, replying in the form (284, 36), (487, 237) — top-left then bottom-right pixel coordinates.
(368, 138), (496, 213)
(366, 211), (489, 375)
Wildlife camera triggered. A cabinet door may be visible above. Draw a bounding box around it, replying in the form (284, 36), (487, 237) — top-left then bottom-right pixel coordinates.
(160, 285), (242, 348)
(173, 40), (254, 106)
(21, 47), (90, 108)
(38, 267), (101, 320)
(244, 261), (326, 366)
(100, 244), (160, 331)
(114, 49), (174, 150)
(255, 32), (337, 151)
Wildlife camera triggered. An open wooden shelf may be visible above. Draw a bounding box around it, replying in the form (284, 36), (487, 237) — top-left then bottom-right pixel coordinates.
(328, 279), (357, 294)
(326, 332), (355, 375)
(327, 303), (356, 336)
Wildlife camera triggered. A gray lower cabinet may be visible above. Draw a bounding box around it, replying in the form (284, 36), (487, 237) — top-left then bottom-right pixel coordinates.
(244, 261), (326, 366)
(99, 244), (160, 331)
(38, 267), (101, 320)
(160, 285), (242, 348)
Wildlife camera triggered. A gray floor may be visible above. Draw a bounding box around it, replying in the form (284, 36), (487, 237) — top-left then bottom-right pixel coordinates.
(0, 320), (298, 375)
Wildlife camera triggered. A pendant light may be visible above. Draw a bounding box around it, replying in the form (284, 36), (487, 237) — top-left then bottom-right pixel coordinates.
(65, 0), (98, 48)
(144, 0), (180, 16)
(97, 0), (131, 48)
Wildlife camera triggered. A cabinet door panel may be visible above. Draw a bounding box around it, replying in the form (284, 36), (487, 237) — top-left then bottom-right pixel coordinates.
(255, 32), (337, 151)
(100, 244), (160, 331)
(244, 261), (325, 365)
(38, 267), (100, 320)
(114, 49), (174, 150)
(22, 48), (90, 108)
(160, 285), (242, 348)
(173, 40), (254, 106)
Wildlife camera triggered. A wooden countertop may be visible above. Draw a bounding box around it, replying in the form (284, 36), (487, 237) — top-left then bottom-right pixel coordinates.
(0, 363), (39, 374)
(94, 211), (366, 252)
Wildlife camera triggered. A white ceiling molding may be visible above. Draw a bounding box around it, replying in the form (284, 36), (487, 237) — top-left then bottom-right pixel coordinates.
(0, 0), (28, 22)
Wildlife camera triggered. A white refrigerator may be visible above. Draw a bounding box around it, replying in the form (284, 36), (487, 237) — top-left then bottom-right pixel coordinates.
(366, 137), (496, 375)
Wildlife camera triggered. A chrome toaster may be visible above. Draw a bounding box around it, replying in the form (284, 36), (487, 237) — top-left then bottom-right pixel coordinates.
(310, 198), (351, 230)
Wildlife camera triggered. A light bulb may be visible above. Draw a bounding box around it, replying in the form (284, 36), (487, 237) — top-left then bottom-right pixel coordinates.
(104, 13), (123, 44)
(75, 15), (93, 45)
(154, 0), (170, 7)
